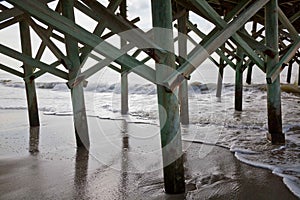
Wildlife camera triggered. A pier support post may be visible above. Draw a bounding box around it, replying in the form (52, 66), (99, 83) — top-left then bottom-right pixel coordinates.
(120, 0), (128, 115)
(265, 0), (284, 144)
(178, 8), (189, 125)
(298, 62), (300, 86)
(246, 63), (253, 85)
(286, 61), (292, 83)
(216, 56), (225, 98)
(19, 18), (40, 127)
(62, 0), (90, 149)
(151, 0), (185, 194)
(235, 49), (244, 111)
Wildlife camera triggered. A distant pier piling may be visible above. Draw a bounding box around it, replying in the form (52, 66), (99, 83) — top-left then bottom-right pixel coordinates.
(286, 61), (292, 83)
(235, 48), (244, 111)
(216, 56), (225, 98)
(178, 7), (190, 125)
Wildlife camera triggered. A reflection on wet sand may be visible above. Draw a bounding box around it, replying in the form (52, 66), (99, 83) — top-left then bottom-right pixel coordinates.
(120, 120), (129, 200)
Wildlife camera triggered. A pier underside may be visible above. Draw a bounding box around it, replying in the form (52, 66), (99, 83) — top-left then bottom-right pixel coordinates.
(0, 0), (299, 194)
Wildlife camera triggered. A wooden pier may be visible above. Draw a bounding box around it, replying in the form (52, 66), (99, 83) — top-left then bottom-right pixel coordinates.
(0, 0), (299, 194)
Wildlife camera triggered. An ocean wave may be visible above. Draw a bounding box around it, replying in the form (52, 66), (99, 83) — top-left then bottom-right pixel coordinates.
(0, 79), (237, 95)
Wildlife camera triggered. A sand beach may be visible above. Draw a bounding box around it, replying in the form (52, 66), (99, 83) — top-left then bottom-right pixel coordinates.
(0, 109), (297, 200)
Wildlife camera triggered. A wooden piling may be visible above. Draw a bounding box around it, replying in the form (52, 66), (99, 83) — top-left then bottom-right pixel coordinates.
(178, 8), (189, 125)
(286, 61), (292, 83)
(62, 0), (90, 149)
(235, 48), (244, 111)
(120, 0), (129, 115)
(298, 62), (300, 86)
(19, 18), (40, 127)
(246, 63), (253, 85)
(265, 0), (285, 144)
(216, 55), (225, 98)
(151, 0), (185, 194)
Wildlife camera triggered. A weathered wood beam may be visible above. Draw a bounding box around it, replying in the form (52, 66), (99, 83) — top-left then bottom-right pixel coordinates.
(0, 63), (23, 77)
(8, 0), (156, 84)
(0, 7), (23, 22)
(0, 43), (68, 79)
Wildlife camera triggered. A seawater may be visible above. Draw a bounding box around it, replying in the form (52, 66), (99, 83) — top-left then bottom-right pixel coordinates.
(0, 75), (299, 198)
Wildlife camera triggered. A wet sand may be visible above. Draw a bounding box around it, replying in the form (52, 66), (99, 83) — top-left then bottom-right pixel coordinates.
(0, 110), (297, 200)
